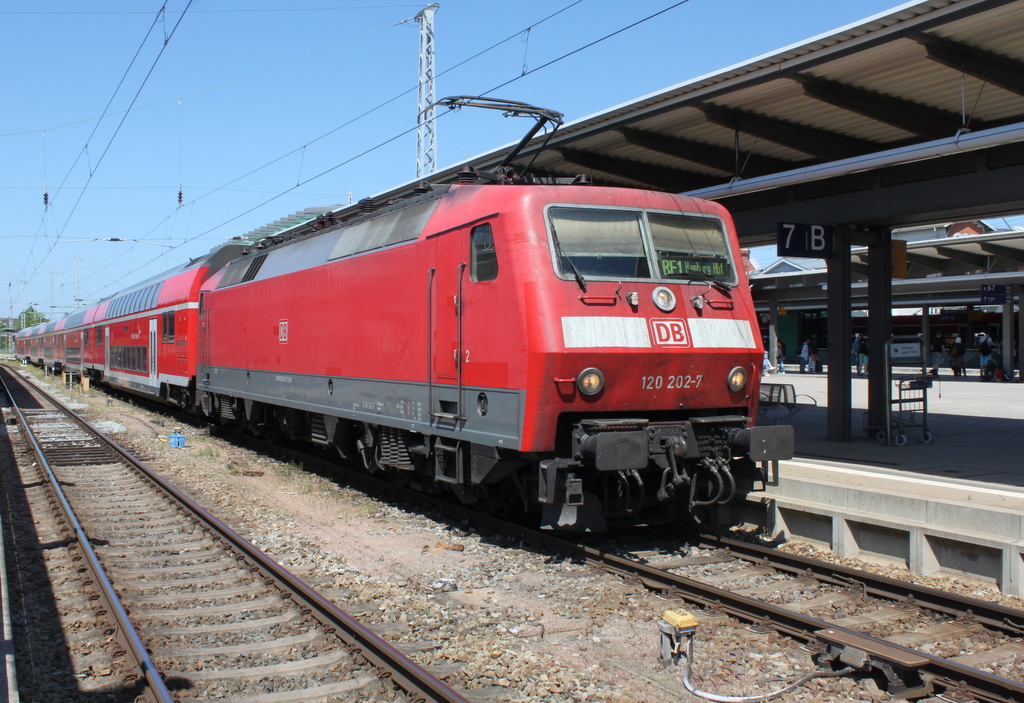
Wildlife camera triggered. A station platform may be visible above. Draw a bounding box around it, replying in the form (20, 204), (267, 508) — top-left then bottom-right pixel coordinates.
(755, 367), (1024, 596)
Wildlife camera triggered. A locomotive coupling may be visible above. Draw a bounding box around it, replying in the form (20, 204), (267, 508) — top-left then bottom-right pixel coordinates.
(573, 419), (650, 471)
(727, 425), (794, 461)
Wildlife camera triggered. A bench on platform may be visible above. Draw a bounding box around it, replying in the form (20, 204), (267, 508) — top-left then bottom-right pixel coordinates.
(758, 382), (816, 424)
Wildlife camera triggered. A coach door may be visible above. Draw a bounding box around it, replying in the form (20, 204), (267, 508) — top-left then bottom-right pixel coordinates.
(149, 318), (158, 386)
(429, 230), (466, 417)
(198, 294), (210, 372)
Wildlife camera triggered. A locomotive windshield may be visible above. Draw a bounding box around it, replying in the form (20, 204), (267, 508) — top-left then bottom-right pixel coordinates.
(548, 207), (735, 284)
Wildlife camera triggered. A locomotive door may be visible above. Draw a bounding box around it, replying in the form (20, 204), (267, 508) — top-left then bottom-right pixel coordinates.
(429, 231), (466, 411)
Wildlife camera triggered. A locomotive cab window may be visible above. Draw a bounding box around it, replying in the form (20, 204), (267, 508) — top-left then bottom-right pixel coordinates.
(470, 223), (498, 282)
(649, 213), (733, 284)
(548, 208), (650, 279)
(547, 207), (736, 285)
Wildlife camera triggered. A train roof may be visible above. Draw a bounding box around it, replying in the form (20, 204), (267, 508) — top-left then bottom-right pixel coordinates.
(20, 242), (247, 337)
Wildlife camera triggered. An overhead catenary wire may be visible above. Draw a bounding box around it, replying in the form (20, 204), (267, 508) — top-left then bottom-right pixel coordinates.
(77, 0), (591, 290)
(18, 0), (588, 302)
(178, 97), (183, 206)
(42, 131), (49, 209)
(0, 6), (426, 16)
(71, 0), (608, 298)
(0, 18), (419, 140)
(22, 1), (194, 287)
(52, 0), (692, 305)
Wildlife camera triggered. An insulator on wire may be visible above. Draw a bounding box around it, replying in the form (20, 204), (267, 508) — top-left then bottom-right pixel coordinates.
(178, 181), (183, 206)
(43, 191), (49, 207)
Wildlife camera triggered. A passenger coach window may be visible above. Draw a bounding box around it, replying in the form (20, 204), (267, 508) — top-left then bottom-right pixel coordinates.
(162, 311), (175, 343)
(470, 224), (498, 282)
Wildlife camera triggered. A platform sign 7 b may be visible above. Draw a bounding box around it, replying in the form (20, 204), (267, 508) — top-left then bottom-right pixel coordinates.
(777, 222), (834, 259)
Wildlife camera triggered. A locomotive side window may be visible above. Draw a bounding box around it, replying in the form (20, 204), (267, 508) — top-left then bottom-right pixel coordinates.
(470, 224), (498, 282)
(548, 208), (650, 279)
(649, 213), (734, 284)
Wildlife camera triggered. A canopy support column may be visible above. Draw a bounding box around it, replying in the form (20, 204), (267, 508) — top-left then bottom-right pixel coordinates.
(826, 229), (852, 441)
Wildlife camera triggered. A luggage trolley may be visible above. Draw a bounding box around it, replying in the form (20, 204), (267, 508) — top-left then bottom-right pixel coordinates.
(873, 336), (933, 446)
(889, 375), (933, 445)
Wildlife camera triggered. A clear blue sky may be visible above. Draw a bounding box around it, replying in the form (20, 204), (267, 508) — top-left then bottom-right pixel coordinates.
(2, 0), (938, 317)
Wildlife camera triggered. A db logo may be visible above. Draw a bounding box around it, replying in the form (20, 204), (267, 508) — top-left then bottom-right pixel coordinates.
(278, 319), (289, 344)
(650, 319), (689, 346)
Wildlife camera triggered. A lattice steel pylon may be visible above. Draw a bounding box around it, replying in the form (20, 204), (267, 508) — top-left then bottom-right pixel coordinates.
(415, 4), (439, 178)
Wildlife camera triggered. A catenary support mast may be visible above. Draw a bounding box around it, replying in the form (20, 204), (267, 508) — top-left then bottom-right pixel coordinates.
(415, 4), (439, 178)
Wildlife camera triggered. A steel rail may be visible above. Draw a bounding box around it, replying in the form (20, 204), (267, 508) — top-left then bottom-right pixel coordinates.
(86, 391), (1024, 703)
(0, 368), (175, 703)
(3, 367), (470, 703)
(555, 540), (1024, 703)
(695, 532), (1024, 636)
(208, 428), (1024, 701)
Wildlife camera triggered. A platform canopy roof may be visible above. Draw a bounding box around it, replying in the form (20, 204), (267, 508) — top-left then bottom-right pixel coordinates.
(750, 230), (1024, 309)
(397, 0), (1024, 245)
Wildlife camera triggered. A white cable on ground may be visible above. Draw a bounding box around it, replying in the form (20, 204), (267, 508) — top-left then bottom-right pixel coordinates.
(660, 609), (857, 703)
(682, 660), (855, 703)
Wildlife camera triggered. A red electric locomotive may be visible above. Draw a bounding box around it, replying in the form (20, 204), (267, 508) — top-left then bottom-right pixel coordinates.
(194, 180), (792, 530)
(16, 98), (792, 531)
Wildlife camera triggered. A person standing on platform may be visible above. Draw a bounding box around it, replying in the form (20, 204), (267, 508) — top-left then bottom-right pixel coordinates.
(929, 332), (945, 376)
(799, 339), (810, 373)
(852, 334), (864, 374)
(857, 334), (869, 376)
(949, 336), (965, 377)
(776, 339), (786, 374)
(808, 338), (820, 373)
(978, 331), (994, 378)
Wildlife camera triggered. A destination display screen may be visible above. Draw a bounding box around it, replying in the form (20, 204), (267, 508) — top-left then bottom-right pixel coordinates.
(658, 253), (731, 280)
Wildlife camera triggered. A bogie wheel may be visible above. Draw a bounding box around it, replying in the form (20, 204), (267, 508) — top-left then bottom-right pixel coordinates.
(895, 433), (907, 447)
(921, 431), (933, 444)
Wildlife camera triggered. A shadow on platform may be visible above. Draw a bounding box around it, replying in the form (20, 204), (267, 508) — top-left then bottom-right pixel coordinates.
(762, 371), (1024, 488)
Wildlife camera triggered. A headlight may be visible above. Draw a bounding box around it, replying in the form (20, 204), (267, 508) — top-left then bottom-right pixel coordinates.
(577, 367), (605, 395)
(652, 286), (676, 313)
(727, 366), (747, 392)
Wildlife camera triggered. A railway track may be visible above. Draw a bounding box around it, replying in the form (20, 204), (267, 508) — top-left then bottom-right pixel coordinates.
(586, 534), (1024, 702)
(0, 365), (469, 703)
(23, 367), (1024, 702)
(200, 415), (1024, 702)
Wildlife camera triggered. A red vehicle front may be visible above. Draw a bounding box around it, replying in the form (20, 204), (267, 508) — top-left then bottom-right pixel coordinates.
(483, 186), (792, 529)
